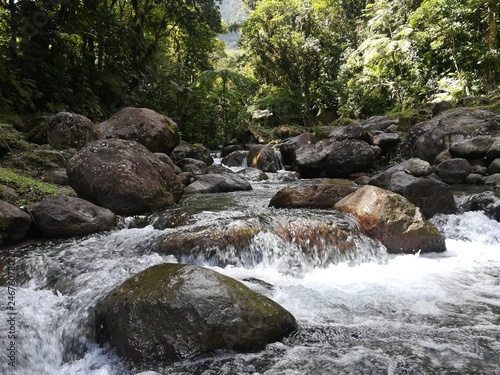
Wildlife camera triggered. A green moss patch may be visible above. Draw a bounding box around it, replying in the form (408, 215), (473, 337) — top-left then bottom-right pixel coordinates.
(0, 167), (60, 205)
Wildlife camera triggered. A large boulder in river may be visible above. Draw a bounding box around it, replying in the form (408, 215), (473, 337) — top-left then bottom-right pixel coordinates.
(29, 196), (116, 237)
(67, 139), (184, 215)
(269, 183), (357, 209)
(183, 173), (252, 194)
(98, 107), (180, 154)
(334, 185), (446, 254)
(369, 158), (456, 217)
(170, 141), (214, 166)
(277, 132), (316, 167)
(295, 139), (376, 178)
(0, 200), (31, 245)
(247, 145), (279, 172)
(94, 263), (297, 366)
(48, 111), (102, 150)
(401, 108), (493, 163)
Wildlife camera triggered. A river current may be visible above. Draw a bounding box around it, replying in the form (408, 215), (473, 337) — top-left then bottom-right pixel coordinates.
(1, 178), (500, 375)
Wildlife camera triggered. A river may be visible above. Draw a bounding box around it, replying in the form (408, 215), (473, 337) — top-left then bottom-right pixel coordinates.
(1, 178), (500, 375)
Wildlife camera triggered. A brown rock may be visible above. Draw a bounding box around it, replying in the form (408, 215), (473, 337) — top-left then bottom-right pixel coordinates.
(334, 186), (446, 254)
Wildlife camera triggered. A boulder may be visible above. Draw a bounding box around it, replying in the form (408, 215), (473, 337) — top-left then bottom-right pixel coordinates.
(329, 122), (370, 142)
(435, 158), (472, 184)
(67, 139), (184, 215)
(369, 158), (434, 189)
(295, 139), (376, 178)
(221, 143), (243, 157)
(94, 264), (297, 366)
(0, 200), (31, 244)
(98, 107), (180, 154)
(269, 183), (357, 209)
(221, 150), (248, 168)
(488, 158), (500, 174)
(30, 196), (116, 237)
(413, 126), (468, 164)
(48, 112), (102, 150)
(246, 145), (279, 172)
(361, 116), (399, 132)
(176, 158), (208, 175)
(154, 221), (261, 265)
(487, 139), (500, 162)
(449, 135), (495, 160)
(277, 132), (316, 167)
(237, 167), (269, 181)
(170, 141), (214, 166)
(484, 173), (500, 188)
(334, 185), (446, 254)
(183, 174), (252, 194)
(401, 108), (493, 162)
(459, 191), (500, 222)
(371, 132), (400, 150)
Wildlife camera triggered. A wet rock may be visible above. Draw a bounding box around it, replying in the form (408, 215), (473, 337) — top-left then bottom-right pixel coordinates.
(269, 183), (357, 209)
(435, 158), (472, 184)
(221, 143), (243, 157)
(0, 185), (19, 205)
(67, 139), (184, 215)
(48, 112), (102, 150)
(486, 139), (500, 162)
(30, 196), (116, 237)
(170, 141), (213, 166)
(0, 200), (31, 245)
(154, 221), (260, 265)
(459, 191), (500, 222)
(334, 185), (446, 254)
(94, 264), (297, 366)
(221, 150), (248, 168)
(246, 145), (278, 172)
(98, 107), (180, 154)
(237, 167), (269, 181)
(183, 173), (252, 194)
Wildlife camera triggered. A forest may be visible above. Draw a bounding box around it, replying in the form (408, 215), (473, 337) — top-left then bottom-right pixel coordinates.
(0, 0), (498, 147)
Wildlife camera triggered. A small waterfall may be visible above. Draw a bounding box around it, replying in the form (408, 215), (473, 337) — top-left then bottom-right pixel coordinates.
(3, 182), (500, 374)
(273, 147), (285, 171)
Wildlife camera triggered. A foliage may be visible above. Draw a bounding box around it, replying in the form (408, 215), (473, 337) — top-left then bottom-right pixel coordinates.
(0, 167), (60, 205)
(338, 0), (499, 118)
(240, 0), (350, 124)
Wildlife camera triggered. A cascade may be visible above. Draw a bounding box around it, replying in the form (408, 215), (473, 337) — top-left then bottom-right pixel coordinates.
(1, 182), (500, 375)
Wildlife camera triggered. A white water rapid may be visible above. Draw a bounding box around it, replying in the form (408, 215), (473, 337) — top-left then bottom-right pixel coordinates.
(1, 182), (500, 375)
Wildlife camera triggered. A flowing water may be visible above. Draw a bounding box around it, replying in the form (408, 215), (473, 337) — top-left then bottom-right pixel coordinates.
(1, 178), (500, 375)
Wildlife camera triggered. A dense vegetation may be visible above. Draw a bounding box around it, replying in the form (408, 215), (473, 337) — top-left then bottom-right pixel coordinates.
(0, 0), (498, 147)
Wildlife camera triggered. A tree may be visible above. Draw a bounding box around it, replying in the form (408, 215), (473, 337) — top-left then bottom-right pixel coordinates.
(338, 0), (426, 117)
(240, 0), (348, 124)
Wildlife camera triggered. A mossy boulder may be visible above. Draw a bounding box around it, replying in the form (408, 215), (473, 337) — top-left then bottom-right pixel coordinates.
(94, 264), (297, 367)
(98, 107), (180, 154)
